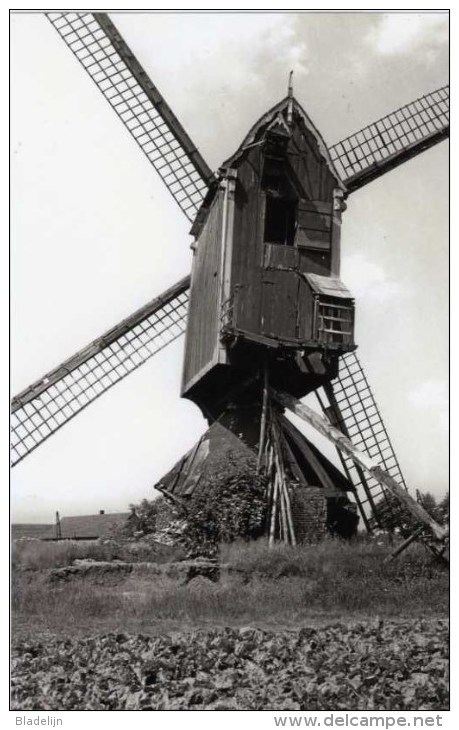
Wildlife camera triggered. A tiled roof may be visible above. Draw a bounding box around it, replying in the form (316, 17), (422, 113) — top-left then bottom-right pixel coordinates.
(56, 513), (130, 539)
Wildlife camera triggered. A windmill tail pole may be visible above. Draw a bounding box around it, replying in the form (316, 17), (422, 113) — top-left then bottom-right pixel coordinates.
(271, 388), (447, 543)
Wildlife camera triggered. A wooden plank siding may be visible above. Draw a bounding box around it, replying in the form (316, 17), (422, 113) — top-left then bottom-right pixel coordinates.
(231, 147), (265, 337)
(181, 189), (225, 394)
(232, 109), (340, 344)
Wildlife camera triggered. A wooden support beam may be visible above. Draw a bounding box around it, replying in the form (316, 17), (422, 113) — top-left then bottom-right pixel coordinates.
(272, 388), (447, 542)
(271, 411), (296, 546)
(257, 364), (269, 472)
(384, 528), (424, 563)
(281, 414), (339, 495)
(269, 473), (279, 547)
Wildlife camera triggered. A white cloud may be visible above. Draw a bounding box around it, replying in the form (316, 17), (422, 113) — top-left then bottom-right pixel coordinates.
(341, 254), (410, 304)
(366, 13), (448, 57)
(408, 380), (449, 432)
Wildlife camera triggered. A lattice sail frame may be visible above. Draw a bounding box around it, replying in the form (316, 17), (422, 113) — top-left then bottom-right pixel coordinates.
(329, 85), (449, 190)
(317, 351), (408, 530)
(47, 12), (212, 221)
(11, 278), (190, 466)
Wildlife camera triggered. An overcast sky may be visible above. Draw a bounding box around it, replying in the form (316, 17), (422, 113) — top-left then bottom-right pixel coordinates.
(10, 10), (449, 523)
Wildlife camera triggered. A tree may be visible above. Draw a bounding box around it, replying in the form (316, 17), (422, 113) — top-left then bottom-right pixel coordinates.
(124, 495), (177, 536)
(437, 492), (449, 525)
(373, 491), (418, 536)
(373, 489), (445, 536)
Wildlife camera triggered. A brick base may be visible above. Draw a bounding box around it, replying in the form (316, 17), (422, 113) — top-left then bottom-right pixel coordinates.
(291, 486), (328, 543)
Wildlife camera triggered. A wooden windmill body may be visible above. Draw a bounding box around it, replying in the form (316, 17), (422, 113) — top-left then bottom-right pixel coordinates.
(174, 95), (359, 541)
(11, 13), (449, 554)
(183, 96), (353, 411)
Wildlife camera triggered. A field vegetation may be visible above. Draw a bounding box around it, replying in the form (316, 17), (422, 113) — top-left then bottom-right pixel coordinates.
(11, 523), (449, 711)
(12, 535), (448, 638)
(11, 484), (449, 710)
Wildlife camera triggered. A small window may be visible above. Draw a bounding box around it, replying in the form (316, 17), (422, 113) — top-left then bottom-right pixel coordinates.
(264, 195), (296, 246)
(314, 297), (354, 346)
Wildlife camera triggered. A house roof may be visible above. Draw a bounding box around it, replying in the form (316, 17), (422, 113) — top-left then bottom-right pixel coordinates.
(12, 514), (130, 541)
(59, 513), (129, 539)
(47, 512), (130, 540)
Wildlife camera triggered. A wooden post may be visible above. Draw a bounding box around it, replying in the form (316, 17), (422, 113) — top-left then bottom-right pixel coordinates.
(265, 439), (274, 538)
(279, 481), (288, 543)
(269, 473), (279, 547)
(282, 479), (297, 547)
(271, 412), (296, 546)
(384, 528), (424, 563)
(257, 363), (269, 473)
(271, 388), (447, 543)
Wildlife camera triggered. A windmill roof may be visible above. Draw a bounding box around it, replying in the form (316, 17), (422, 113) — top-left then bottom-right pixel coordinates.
(221, 95), (345, 188)
(191, 95), (346, 238)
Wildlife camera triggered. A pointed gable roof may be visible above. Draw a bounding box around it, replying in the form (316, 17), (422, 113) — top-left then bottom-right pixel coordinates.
(222, 95), (346, 190)
(190, 95), (346, 237)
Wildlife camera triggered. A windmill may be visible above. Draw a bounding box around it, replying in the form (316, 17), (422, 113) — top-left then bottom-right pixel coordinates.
(11, 13), (449, 552)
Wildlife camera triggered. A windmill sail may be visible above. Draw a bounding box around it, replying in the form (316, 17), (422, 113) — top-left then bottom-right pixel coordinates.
(329, 85), (449, 191)
(11, 277), (190, 466)
(315, 352), (407, 530)
(47, 12), (213, 221)
(12, 29), (448, 469)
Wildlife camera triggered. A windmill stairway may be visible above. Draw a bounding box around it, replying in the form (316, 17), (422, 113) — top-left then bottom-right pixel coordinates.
(308, 352), (449, 560)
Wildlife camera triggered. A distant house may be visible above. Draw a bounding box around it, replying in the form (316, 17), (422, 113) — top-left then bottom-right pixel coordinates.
(53, 511), (130, 540)
(12, 511), (130, 541)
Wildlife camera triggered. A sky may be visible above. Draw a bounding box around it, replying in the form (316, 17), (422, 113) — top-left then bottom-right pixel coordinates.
(10, 10), (449, 523)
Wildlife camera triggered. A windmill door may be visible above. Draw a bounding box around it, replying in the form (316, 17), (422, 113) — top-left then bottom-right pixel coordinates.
(261, 243), (300, 341)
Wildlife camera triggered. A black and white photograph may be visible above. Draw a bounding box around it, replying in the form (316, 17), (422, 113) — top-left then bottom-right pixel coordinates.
(10, 7), (449, 715)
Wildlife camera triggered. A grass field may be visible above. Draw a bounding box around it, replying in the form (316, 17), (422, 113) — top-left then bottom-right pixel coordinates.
(11, 536), (448, 638)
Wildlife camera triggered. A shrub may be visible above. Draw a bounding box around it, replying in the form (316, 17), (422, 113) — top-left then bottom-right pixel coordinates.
(182, 451), (268, 557)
